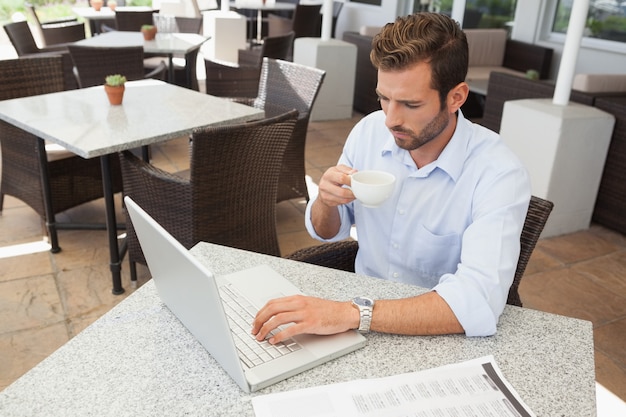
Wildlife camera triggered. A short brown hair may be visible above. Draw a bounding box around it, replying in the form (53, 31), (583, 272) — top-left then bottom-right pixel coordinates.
(370, 13), (468, 105)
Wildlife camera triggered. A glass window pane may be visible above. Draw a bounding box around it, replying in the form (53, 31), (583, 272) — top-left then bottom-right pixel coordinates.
(414, 0), (516, 29)
(553, 0), (626, 44)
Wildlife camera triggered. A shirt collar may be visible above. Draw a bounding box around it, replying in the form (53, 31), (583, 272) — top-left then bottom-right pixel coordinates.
(381, 110), (470, 182)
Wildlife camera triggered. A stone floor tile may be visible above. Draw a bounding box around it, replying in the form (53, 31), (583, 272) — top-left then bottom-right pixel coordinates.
(0, 275), (64, 334)
(573, 251), (626, 296)
(0, 323), (69, 391)
(595, 350), (626, 402)
(0, 252), (53, 283)
(0, 204), (44, 245)
(523, 246), (564, 275)
(520, 267), (626, 325)
(537, 229), (622, 265)
(56, 265), (133, 320)
(595, 318), (626, 369)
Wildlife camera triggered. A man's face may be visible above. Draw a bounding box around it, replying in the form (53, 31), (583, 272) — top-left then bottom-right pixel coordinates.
(376, 62), (451, 152)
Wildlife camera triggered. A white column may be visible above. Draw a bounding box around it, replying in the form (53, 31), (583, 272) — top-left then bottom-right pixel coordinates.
(500, 99), (614, 237)
(320, 0), (332, 41)
(553, 0), (590, 105)
(202, 10), (247, 63)
(294, 38), (357, 121)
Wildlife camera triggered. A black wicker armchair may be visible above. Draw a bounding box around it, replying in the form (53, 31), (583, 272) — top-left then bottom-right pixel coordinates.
(120, 110), (299, 282)
(0, 56), (123, 252)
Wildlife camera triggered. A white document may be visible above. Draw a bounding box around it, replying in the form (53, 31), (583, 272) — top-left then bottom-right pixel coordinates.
(252, 356), (536, 417)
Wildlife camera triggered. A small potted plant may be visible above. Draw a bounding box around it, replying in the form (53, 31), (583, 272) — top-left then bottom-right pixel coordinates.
(141, 24), (157, 41)
(91, 0), (103, 11)
(104, 74), (127, 105)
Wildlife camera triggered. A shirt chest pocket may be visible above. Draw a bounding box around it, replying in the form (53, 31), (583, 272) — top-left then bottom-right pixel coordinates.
(407, 225), (463, 285)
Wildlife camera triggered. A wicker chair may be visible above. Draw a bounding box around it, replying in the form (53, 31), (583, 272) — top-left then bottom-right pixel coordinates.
(3, 21), (78, 90)
(252, 58), (325, 203)
(204, 32), (296, 99)
(119, 109), (299, 282)
(243, 31), (295, 64)
(286, 195), (554, 308)
(24, 3), (85, 46)
(68, 44), (166, 88)
(113, 10), (156, 31)
(268, 4), (322, 39)
(0, 56), (123, 253)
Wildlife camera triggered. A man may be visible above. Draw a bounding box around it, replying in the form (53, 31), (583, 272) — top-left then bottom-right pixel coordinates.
(253, 12), (530, 341)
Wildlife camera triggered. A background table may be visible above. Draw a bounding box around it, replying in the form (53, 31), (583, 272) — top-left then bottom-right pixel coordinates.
(0, 243), (596, 416)
(230, 1), (296, 44)
(74, 31), (209, 84)
(72, 6), (153, 35)
(0, 80), (263, 295)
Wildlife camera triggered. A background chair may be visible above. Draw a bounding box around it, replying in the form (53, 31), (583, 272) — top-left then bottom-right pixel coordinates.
(110, 9), (157, 31)
(25, 3), (86, 46)
(68, 44), (166, 88)
(244, 30), (295, 63)
(0, 56), (123, 253)
(286, 196), (554, 308)
(3, 21), (78, 90)
(252, 58), (325, 203)
(268, 4), (322, 39)
(119, 110), (299, 281)
(143, 16), (203, 90)
(204, 32), (295, 99)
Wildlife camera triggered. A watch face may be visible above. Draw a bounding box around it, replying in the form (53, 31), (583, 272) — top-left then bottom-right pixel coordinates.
(354, 297), (374, 307)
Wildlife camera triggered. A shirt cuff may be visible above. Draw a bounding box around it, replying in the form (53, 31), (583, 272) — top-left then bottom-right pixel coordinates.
(434, 277), (499, 337)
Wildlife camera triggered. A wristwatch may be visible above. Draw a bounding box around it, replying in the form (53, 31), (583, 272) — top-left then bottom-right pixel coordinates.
(351, 296), (375, 333)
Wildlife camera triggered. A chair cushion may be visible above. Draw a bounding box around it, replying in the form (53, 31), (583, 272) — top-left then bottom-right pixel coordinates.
(573, 73), (626, 93)
(45, 142), (75, 162)
(143, 56), (186, 70)
(466, 66), (525, 82)
(359, 26), (381, 37)
(465, 29), (507, 67)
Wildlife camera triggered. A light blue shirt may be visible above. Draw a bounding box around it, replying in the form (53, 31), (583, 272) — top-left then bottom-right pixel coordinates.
(305, 110), (531, 337)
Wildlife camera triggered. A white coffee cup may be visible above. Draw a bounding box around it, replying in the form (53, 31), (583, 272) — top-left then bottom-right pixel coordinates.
(349, 170), (396, 208)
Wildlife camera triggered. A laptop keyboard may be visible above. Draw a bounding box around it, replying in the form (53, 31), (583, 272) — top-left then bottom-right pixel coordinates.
(219, 284), (302, 369)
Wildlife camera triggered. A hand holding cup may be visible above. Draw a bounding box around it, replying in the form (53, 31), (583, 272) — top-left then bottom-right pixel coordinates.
(349, 170), (396, 208)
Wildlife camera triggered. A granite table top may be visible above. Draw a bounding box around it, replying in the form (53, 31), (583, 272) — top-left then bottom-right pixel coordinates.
(0, 79), (264, 159)
(74, 31), (209, 56)
(0, 243), (596, 416)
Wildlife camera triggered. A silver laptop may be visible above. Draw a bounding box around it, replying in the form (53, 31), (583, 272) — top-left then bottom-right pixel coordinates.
(124, 196), (366, 393)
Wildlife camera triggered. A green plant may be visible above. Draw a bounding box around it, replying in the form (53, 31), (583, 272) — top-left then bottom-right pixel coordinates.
(141, 24), (154, 30)
(104, 74), (126, 86)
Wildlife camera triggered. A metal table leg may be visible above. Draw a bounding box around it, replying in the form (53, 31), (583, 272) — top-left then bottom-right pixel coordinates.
(100, 154), (124, 295)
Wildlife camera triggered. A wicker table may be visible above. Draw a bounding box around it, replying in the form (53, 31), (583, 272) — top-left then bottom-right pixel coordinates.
(0, 243), (596, 416)
(0, 80), (263, 294)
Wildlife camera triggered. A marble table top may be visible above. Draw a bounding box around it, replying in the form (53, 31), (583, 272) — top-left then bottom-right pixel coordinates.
(0, 243), (596, 416)
(74, 30), (209, 55)
(0, 79), (264, 158)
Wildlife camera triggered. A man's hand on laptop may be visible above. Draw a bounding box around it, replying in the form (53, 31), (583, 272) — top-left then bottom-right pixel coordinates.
(252, 295), (359, 344)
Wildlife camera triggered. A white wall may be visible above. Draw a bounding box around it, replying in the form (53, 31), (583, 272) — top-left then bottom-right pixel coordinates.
(334, 0), (410, 37)
(336, 0), (626, 78)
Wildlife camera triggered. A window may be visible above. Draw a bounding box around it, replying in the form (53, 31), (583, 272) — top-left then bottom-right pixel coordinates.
(414, 0), (517, 29)
(553, 0), (626, 44)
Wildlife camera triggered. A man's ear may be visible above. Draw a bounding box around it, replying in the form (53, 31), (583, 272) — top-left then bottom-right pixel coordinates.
(447, 82), (469, 113)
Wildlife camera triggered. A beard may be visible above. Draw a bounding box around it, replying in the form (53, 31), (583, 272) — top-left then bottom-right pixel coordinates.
(390, 107), (450, 151)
